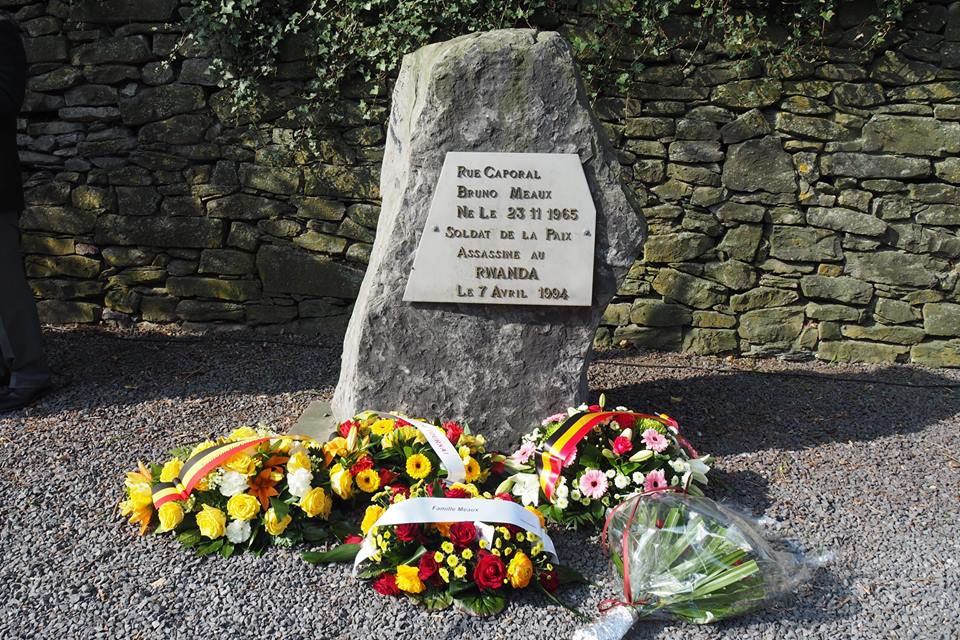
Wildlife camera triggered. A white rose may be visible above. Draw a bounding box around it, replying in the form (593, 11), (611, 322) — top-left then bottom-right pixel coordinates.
(614, 474), (629, 489)
(555, 479), (569, 499)
(632, 472), (644, 485)
(218, 471), (248, 497)
(605, 469), (616, 478)
(226, 519), (251, 544)
(287, 468), (314, 498)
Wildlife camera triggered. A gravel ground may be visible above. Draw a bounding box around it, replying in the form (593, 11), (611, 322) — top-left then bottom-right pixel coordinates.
(1, 326), (958, 640)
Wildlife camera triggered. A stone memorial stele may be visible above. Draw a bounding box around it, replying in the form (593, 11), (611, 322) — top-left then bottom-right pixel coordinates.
(333, 29), (646, 445)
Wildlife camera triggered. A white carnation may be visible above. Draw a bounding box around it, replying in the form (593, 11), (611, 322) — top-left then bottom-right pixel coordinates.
(219, 471), (248, 497)
(555, 479), (569, 499)
(287, 468), (314, 498)
(632, 472), (644, 485)
(555, 496), (569, 509)
(605, 469), (616, 478)
(614, 474), (629, 489)
(571, 489), (582, 501)
(226, 519), (251, 544)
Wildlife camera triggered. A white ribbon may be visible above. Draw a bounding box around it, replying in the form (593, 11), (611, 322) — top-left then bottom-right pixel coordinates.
(354, 497), (558, 571)
(374, 412), (466, 484)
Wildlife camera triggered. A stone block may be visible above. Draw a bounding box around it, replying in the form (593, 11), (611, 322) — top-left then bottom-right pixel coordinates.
(116, 186), (160, 216)
(304, 164), (379, 199)
(682, 328), (738, 355)
(293, 231), (348, 254)
(862, 115), (960, 157)
(257, 244), (365, 298)
(775, 112), (851, 140)
(800, 275), (873, 305)
(716, 202), (765, 223)
(911, 340), (960, 367)
(95, 214), (224, 249)
(840, 323), (925, 345)
(722, 136), (796, 193)
(140, 296), (179, 322)
(176, 300), (244, 322)
(651, 268), (726, 309)
(23, 36), (67, 63)
(692, 310), (737, 328)
(729, 286), (798, 312)
(719, 109), (771, 144)
(874, 298), (920, 325)
(119, 85), (206, 126)
(711, 79), (782, 108)
(642, 232), (713, 263)
(769, 226), (842, 262)
(239, 164), (300, 195)
(198, 249), (256, 276)
(20, 234), (74, 256)
(69, 0), (179, 23)
(25, 255), (100, 279)
(845, 251), (945, 288)
(207, 193), (294, 220)
(139, 114), (210, 144)
(717, 224), (763, 262)
(805, 303), (863, 322)
(601, 303), (631, 326)
(817, 340), (909, 364)
(295, 197), (346, 221)
(820, 153), (930, 179)
(702, 260), (756, 291)
(738, 307), (804, 343)
(806, 207), (887, 236)
(36, 301), (101, 324)
(72, 36), (151, 65)
(613, 325), (683, 350)
(20, 206), (96, 234)
(166, 277), (261, 302)
(923, 303), (960, 336)
(629, 300), (692, 327)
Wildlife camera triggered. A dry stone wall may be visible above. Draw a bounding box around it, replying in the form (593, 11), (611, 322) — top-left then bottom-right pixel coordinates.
(10, 0), (960, 367)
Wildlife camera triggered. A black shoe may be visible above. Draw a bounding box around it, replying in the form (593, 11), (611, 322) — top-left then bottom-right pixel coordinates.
(0, 385), (51, 412)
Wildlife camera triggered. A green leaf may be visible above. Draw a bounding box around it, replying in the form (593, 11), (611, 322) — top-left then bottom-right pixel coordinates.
(556, 564), (591, 586)
(269, 497), (290, 521)
(301, 523), (328, 543)
(220, 542), (235, 559)
(456, 592), (507, 617)
(196, 538), (224, 556)
(420, 590), (453, 611)
(534, 582), (588, 621)
(301, 543), (361, 564)
(176, 529), (203, 548)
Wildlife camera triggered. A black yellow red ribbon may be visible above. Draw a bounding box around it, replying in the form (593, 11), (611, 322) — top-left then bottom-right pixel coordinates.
(534, 411), (680, 501)
(151, 436), (271, 508)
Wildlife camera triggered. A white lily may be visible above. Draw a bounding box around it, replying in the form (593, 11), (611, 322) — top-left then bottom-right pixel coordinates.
(629, 449), (654, 463)
(510, 472), (541, 506)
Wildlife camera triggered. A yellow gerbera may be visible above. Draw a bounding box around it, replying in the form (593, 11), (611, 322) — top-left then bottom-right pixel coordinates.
(369, 418), (396, 436)
(356, 469), (380, 493)
(463, 456), (481, 483)
(361, 505), (384, 534)
(405, 453), (432, 479)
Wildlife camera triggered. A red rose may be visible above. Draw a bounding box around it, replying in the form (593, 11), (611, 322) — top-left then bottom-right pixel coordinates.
(588, 404), (602, 412)
(495, 492), (514, 502)
(612, 436), (633, 456)
(344, 534), (364, 544)
(443, 421), (464, 445)
(389, 484), (409, 499)
(395, 523), (420, 542)
(490, 460), (506, 475)
(449, 522), (477, 548)
(444, 487), (469, 499)
(373, 573), (400, 596)
(379, 468), (399, 486)
(539, 569), (559, 593)
(473, 552), (506, 590)
(418, 553), (439, 581)
(350, 456), (374, 476)
(338, 419), (358, 438)
(613, 414), (636, 430)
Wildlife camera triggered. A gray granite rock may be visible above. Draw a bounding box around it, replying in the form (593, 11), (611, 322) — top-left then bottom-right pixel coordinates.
(333, 30), (645, 444)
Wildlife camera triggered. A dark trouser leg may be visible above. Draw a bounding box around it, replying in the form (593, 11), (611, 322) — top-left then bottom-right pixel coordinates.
(0, 212), (50, 389)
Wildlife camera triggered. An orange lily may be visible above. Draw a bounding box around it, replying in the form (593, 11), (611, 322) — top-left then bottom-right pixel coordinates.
(248, 455), (289, 510)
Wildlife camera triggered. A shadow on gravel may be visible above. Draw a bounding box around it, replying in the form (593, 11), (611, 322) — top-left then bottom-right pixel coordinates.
(18, 326), (342, 417)
(592, 362), (960, 457)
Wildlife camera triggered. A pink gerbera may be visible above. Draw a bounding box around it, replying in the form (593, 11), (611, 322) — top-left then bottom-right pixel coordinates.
(562, 447), (578, 468)
(644, 469), (668, 492)
(542, 412), (568, 426)
(512, 442), (537, 464)
(641, 428), (669, 453)
(579, 469), (608, 499)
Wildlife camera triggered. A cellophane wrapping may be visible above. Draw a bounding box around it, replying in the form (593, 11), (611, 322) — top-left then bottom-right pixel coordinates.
(573, 491), (825, 640)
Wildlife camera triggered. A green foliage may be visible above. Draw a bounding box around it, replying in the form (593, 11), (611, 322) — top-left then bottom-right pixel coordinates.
(184, 0), (914, 123)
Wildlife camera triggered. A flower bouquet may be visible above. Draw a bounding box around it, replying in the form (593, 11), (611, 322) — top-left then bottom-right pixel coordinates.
(323, 411), (502, 506)
(120, 426), (343, 556)
(304, 482), (587, 616)
(500, 396), (711, 527)
(572, 490), (821, 639)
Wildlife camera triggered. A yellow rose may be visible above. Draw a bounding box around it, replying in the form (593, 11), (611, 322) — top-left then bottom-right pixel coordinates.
(128, 483), (152, 509)
(274, 437), (294, 452)
(229, 426), (258, 440)
(226, 493), (260, 521)
(189, 440), (216, 459)
(196, 505), (226, 539)
(360, 505), (384, 534)
(370, 418), (395, 436)
(225, 453), (258, 476)
(287, 450), (312, 473)
(463, 456), (481, 483)
(506, 550), (533, 588)
(264, 507), (293, 536)
(395, 564), (425, 594)
(299, 487), (332, 519)
(159, 458), (183, 483)
(356, 469), (380, 493)
(330, 464), (354, 500)
(157, 502), (184, 532)
(405, 453), (432, 480)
